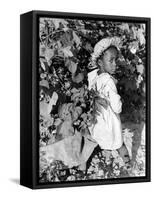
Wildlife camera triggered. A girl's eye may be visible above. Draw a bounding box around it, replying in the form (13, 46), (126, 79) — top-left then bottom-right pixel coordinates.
(110, 58), (116, 63)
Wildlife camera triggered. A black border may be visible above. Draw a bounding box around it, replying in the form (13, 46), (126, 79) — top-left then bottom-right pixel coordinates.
(20, 11), (33, 188)
(23, 10), (151, 189)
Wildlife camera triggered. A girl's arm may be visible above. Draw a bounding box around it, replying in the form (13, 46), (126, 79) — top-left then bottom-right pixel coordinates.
(103, 78), (122, 114)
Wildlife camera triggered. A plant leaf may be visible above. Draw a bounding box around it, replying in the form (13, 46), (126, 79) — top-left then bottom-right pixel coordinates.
(72, 31), (81, 47)
(118, 23), (130, 32)
(40, 92), (58, 118)
(52, 19), (68, 30)
(40, 79), (49, 89)
(67, 60), (77, 74)
(48, 92), (58, 114)
(72, 73), (84, 83)
(136, 64), (144, 74)
(62, 46), (73, 57)
(137, 29), (145, 45)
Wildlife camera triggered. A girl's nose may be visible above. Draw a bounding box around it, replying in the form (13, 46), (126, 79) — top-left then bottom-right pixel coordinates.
(112, 60), (116, 67)
(112, 61), (116, 70)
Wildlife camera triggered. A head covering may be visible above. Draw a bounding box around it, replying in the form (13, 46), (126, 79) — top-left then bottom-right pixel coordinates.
(89, 36), (121, 68)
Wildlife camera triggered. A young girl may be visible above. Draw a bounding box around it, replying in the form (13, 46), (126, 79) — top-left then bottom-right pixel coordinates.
(87, 37), (131, 169)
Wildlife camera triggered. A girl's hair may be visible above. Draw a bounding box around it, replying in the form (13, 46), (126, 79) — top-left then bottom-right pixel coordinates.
(96, 45), (119, 66)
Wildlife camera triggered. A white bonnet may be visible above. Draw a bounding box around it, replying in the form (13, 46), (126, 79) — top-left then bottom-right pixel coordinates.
(89, 36), (122, 68)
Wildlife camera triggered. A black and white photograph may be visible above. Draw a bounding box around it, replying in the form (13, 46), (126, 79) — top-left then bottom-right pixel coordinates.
(0, 0), (154, 196)
(39, 15), (149, 184)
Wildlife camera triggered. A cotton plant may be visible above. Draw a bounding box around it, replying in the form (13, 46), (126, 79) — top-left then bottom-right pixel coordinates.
(39, 18), (146, 182)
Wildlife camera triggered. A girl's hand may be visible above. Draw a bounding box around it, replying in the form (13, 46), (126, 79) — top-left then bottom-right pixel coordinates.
(95, 96), (109, 110)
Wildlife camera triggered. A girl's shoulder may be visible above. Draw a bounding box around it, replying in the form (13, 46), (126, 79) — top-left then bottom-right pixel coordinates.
(87, 69), (99, 87)
(97, 72), (112, 84)
(88, 70), (117, 91)
(87, 68), (99, 80)
(97, 73), (117, 91)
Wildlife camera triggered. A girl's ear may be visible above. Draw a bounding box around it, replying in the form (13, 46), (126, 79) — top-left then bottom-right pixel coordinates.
(97, 58), (103, 67)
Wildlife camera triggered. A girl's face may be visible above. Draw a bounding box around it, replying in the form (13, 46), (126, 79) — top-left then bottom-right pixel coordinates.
(98, 48), (118, 75)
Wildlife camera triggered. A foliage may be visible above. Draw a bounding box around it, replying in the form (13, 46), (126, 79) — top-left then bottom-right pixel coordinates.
(39, 17), (146, 182)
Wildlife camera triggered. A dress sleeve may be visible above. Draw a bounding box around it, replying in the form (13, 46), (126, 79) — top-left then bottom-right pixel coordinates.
(87, 69), (98, 90)
(101, 78), (122, 114)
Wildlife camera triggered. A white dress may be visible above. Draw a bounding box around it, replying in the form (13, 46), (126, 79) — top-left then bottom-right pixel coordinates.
(87, 69), (123, 150)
